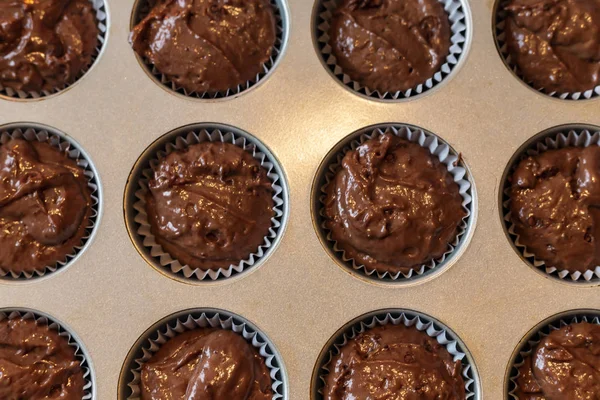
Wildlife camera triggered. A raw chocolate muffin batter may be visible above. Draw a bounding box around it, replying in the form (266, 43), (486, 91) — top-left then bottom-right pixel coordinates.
(140, 329), (273, 400)
(323, 324), (465, 400)
(145, 142), (274, 270)
(0, 139), (92, 275)
(323, 133), (465, 274)
(503, 0), (600, 94)
(515, 322), (600, 400)
(328, 0), (451, 93)
(0, 0), (100, 93)
(510, 146), (600, 273)
(130, 0), (276, 94)
(0, 317), (85, 399)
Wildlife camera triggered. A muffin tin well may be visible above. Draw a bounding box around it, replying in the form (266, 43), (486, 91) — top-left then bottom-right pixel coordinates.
(129, 0), (289, 100)
(312, 123), (476, 285)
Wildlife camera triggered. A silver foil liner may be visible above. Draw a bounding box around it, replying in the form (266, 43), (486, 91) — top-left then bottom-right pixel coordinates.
(314, 0), (469, 100)
(494, 0), (600, 101)
(316, 124), (473, 282)
(314, 309), (479, 400)
(0, 308), (95, 399)
(130, 0), (287, 99)
(0, 124), (101, 280)
(131, 125), (286, 281)
(502, 125), (600, 283)
(507, 310), (600, 400)
(122, 308), (286, 400)
(0, 0), (109, 100)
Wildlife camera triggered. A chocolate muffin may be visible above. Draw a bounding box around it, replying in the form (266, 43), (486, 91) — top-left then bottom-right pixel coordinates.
(323, 133), (465, 275)
(503, 0), (600, 94)
(328, 0), (451, 94)
(0, 139), (92, 275)
(141, 329), (273, 399)
(515, 322), (600, 400)
(0, 317), (85, 399)
(324, 324), (465, 399)
(130, 0), (276, 95)
(145, 142), (274, 270)
(509, 146), (600, 273)
(0, 0), (100, 93)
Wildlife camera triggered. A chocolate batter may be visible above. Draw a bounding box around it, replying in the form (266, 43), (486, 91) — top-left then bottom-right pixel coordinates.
(146, 142), (274, 270)
(515, 322), (600, 400)
(130, 0), (276, 95)
(0, 0), (99, 93)
(328, 0), (451, 93)
(510, 146), (600, 273)
(324, 133), (465, 274)
(0, 317), (84, 399)
(0, 139), (92, 275)
(324, 324), (465, 400)
(503, 0), (600, 94)
(141, 329), (273, 400)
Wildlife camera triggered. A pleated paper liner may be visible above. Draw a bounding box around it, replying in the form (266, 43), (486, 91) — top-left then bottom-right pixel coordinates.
(312, 309), (480, 400)
(313, 123), (474, 284)
(493, 0), (600, 101)
(125, 123), (288, 283)
(129, 0), (288, 100)
(120, 308), (287, 400)
(313, 0), (470, 101)
(501, 125), (600, 284)
(506, 309), (600, 400)
(0, 308), (95, 399)
(0, 0), (108, 101)
(0, 123), (101, 280)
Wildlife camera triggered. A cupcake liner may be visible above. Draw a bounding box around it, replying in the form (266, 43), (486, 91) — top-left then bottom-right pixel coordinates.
(494, 0), (600, 101)
(0, 308), (95, 399)
(507, 310), (600, 400)
(131, 0), (287, 99)
(314, 0), (469, 100)
(129, 125), (286, 281)
(122, 308), (286, 400)
(0, 0), (108, 100)
(316, 124), (473, 282)
(0, 124), (101, 280)
(501, 125), (600, 283)
(314, 309), (479, 400)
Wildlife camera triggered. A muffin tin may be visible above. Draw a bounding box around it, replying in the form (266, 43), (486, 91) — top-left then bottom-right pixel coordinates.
(0, 0), (598, 398)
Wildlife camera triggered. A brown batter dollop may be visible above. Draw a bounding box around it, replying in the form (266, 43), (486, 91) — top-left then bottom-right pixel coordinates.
(510, 146), (600, 273)
(0, 317), (85, 399)
(141, 329), (273, 400)
(324, 324), (465, 400)
(324, 133), (465, 274)
(328, 0), (451, 93)
(503, 0), (600, 94)
(515, 322), (600, 400)
(0, 0), (99, 93)
(146, 142), (274, 270)
(0, 139), (92, 275)
(130, 0), (276, 95)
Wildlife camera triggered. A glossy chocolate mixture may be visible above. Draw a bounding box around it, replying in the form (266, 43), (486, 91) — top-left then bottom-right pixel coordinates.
(515, 322), (600, 400)
(0, 139), (92, 274)
(324, 133), (465, 274)
(328, 0), (451, 93)
(130, 0), (276, 94)
(324, 324), (465, 400)
(503, 0), (600, 94)
(510, 146), (600, 273)
(146, 142), (274, 270)
(0, 0), (99, 93)
(141, 329), (273, 400)
(0, 318), (84, 399)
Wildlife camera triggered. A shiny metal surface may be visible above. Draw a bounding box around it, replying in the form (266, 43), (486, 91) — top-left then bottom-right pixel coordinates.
(0, 0), (599, 399)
